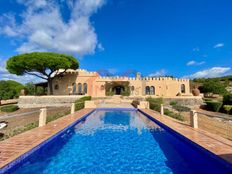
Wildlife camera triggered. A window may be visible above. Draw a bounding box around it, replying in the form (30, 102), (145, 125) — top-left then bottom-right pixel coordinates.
(145, 86), (150, 95)
(54, 84), (59, 90)
(150, 86), (155, 95)
(131, 86), (135, 91)
(130, 86), (135, 95)
(83, 83), (88, 94)
(78, 83), (82, 94)
(181, 84), (186, 93)
(72, 83), (76, 94)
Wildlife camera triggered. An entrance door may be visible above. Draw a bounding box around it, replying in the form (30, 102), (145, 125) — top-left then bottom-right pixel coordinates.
(115, 86), (122, 95)
(113, 86), (125, 95)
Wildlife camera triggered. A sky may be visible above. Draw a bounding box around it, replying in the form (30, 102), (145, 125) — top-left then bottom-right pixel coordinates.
(0, 0), (232, 83)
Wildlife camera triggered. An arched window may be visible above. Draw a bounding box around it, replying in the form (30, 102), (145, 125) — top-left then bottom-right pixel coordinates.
(72, 83), (76, 94)
(131, 86), (135, 91)
(145, 86), (150, 95)
(150, 86), (155, 95)
(83, 83), (88, 94)
(78, 83), (82, 94)
(131, 86), (135, 95)
(181, 84), (186, 93)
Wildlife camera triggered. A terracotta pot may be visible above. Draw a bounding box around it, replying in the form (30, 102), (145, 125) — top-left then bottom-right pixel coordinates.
(20, 89), (28, 96)
(192, 88), (200, 96)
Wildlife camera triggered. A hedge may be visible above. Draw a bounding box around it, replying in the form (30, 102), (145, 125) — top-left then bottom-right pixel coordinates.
(0, 105), (19, 112)
(170, 101), (178, 106)
(74, 96), (91, 111)
(223, 94), (232, 105)
(164, 109), (184, 121)
(172, 105), (191, 112)
(78, 96), (91, 102)
(146, 97), (163, 112)
(205, 101), (222, 112)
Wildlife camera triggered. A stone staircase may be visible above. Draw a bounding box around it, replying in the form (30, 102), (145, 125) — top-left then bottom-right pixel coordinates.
(95, 95), (133, 108)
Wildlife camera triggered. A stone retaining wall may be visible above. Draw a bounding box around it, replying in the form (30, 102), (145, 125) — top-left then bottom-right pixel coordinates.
(162, 97), (203, 107)
(18, 95), (84, 108)
(18, 95), (203, 108)
(110, 96), (203, 107)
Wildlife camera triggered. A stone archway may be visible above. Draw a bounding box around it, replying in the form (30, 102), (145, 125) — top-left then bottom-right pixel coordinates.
(105, 81), (130, 96)
(112, 86), (125, 95)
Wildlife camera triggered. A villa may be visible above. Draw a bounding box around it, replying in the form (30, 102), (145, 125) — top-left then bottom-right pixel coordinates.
(51, 69), (191, 97)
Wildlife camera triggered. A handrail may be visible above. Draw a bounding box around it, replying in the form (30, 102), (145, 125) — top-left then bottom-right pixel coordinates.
(0, 107), (68, 120)
(196, 111), (232, 121)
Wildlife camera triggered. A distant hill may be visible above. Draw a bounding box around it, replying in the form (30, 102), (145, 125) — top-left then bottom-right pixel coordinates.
(192, 75), (232, 83)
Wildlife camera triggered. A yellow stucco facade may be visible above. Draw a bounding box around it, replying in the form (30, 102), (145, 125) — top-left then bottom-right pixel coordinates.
(51, 69), (192, 97)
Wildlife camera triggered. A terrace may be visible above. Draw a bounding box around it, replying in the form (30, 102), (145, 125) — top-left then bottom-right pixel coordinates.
(0, 101), (232, 173)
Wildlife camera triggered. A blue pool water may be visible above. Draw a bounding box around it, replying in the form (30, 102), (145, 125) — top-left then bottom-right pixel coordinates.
(4, 110), (232, 174)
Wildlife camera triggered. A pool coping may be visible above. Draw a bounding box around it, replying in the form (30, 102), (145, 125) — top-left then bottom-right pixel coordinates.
(139, 109), (232, 170)
(1, 108), (232, 173)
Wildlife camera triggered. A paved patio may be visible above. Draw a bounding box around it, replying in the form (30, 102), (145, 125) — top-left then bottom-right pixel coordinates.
(97, 102), (134, 108)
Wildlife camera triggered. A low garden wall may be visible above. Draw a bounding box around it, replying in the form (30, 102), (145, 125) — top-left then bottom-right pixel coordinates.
(0, 99), (18, 106)
(18, 95), (84, 108)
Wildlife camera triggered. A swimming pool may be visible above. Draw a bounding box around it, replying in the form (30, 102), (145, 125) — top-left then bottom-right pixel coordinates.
(2, 109), (232, 173)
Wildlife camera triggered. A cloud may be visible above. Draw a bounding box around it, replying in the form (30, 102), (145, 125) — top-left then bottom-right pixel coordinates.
(214, 43), (224, 48)
(149, 69), (166, 77)
(97, 43), (105, 51)
(0, 0), (106, 56)
(184, 67), (231, 79)
(186, 60), (205, 66)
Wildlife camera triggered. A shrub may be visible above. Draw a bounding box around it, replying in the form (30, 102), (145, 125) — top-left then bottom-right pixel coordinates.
(172, 105), (191, 112)
(106, 91), (114, 96)
(223, 94), (232, 105)
(146, 97), (163, 112)
(74, 96), (91, 111)
(223, 105), (232, 115)
(199, 79), (227, 95)
(0, 122), (39, 141)
(75, 102), (85, 111)
(121, 91), (130, 96)
(146, 97), (163, 104)
(78, 96), (91, 102)
(205, 101), (223, 112)
(0, 80), (24, 100)
(164, 109), (184, 121)
(203, 98), (212, 102)
(0, 105), (19, 112)
(170, 101), (177, 106)
(46, 110), (70, 123)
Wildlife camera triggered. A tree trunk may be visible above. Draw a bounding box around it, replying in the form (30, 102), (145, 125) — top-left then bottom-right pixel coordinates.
(48, 78), (53, 95)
